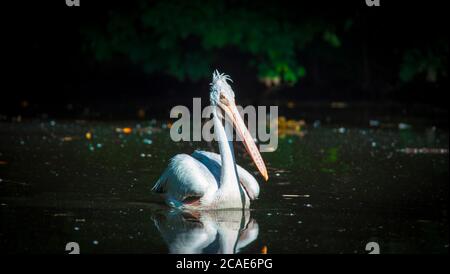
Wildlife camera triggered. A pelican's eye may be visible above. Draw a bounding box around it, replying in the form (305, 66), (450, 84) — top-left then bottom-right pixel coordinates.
(219, 93), (229, 105)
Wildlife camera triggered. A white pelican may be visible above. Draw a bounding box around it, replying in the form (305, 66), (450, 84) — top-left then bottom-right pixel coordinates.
(152, 70), (268, 209)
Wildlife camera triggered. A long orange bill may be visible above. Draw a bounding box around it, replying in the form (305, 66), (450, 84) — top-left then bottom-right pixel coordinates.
(219, 100), (269, 181)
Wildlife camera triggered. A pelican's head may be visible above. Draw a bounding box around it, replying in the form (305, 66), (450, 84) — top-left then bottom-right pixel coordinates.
(210, 70), (235, 107)
(209, 70), (269, 181)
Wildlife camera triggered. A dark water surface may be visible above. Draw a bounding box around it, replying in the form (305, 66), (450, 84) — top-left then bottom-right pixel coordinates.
(0, 120), (448, 253)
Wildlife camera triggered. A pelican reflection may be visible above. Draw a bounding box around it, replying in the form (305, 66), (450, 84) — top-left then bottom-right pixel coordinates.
(152, 209), (259, 254)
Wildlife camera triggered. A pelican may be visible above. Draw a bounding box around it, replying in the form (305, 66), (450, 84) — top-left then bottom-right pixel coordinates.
(152, 70), (268, 209)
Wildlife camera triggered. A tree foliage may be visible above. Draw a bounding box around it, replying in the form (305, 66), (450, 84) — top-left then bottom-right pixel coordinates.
(399, 40), (448, 83)
(82, 0), (339, 85)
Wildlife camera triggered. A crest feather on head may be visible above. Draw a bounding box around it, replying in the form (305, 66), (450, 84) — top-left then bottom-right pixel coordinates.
(211, 69), (233, 84)
(210, 70), (235, 105)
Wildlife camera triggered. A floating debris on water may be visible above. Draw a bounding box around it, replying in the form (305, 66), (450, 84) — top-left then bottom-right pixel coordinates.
(74, 227), (80, 231)
(53, 213), (74, 217)
(282, 194), (310, 198)
(369, 120), (380, 127)
(93, 240), (99, 245)
(115, 127), (133, 134)
(85, 132), (92, 140)
(313, 120), (321, 128)
(143, 138), (153, 145)
(398, 123), (412, 130)
(397, 147), (448, 155)
(331, 101), (348, 109)
(61, 136), (74, 142)
(278, 116), (306, 137)
(1, 179), (30, 186)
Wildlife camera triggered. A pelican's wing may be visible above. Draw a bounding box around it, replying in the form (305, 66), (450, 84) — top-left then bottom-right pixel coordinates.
(152, 154), (218, 206)
(191, 150), (260, 200)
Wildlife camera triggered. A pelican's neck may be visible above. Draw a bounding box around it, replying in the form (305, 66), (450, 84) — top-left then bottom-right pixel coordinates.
(213, 106), (239, 191)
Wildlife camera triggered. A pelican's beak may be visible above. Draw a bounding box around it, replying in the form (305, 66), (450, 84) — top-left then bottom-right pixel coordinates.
(219, 98), (269, 181)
